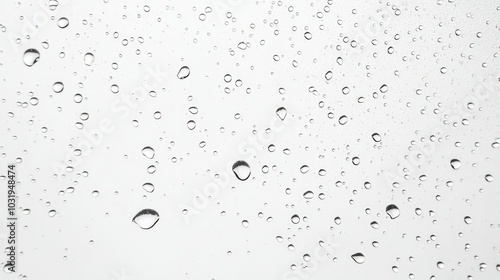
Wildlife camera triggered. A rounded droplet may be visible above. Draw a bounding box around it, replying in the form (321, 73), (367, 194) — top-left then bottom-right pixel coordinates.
(132, 209), (160, 230)
(242, 220), (249, 228)
(464, 216), (472, 224)
(142, 183), (155, 193)
(57, 17), (69, 28)
(380, 84), (388, 93)
(485, 174), (493, 182)
(48, 210), (56, 217)
(177, 66), (190, 79)
(386, 204), (400, 219)
(141, 146), (155, 159)
(187, 120), (196, 130)
(351, 253), (365, 264)
(339, 115), (348, 125)
(23, 49), (40, 66)
(325, 71), (333, 81)
(450, 159), (461, 170)
(303, 191), (314, 199)
(300, 165), (309, 174)
(91, 190), (99, 197)
(276, 107), (287, 120)
(232, 160), (251, 181)
(53, 82), (64, 93)
(84, 52), (95, 66)
(372, 133), (381, 142)
(291, 214), (300, 224)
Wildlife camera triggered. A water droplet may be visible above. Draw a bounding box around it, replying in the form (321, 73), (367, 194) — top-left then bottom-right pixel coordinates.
(84, 52), (95, 66)
(132, 209), (160, 230)
(339, 115), (348, 125)
(325, 71), (333, 81)
(380, 84), (388, 93)
(53, 82), (64, 93)
(242, 220), (249, 228)
(232, 160), (251, 181)
(351, 253), (365, 264)
(303, 191), (314, 199)
(57, 17), (69, 28)
(450, 159), (461, 170)
(464, 216), (472, 224)
(291, 214), (300, 224)
(386, 204), (400, 219)
(372, 133), (381, 142)
(142, 183), (155, 193)
(141, 146), (155, 159)
(48, 210), (56, 217)
(177, 66), (190, 79)
(485, 174), (494, 182)
(23, 49), (40, 66)
(187, 120), (196, 130)
(276, 107), (287, 120)
(300, 165), (309, 174)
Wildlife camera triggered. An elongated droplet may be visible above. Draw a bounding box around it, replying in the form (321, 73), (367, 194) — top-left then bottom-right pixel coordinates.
(232, 160), (251, 181)
(23, 49), (40, 66)
(132, 209), (159, 230)
(141, 146), (155, 159)
(351, 253), (365, 264)
(142, 183), (155, 193)
(276, 107), (287, 120)
(177, 66), (190, 79)
(303, 191), (314, 199)
(386, 204), (400, 219)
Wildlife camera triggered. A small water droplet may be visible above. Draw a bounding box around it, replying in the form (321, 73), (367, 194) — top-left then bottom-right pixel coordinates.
(132, 209), (160, 230)
(23, 49), (40, 66)
(53, 82), (64, 93)
(57, 17), (69, 28)
(450, 159), (461, 170)
(48, 210), (56, 217)
(177, 66), (190, 79)
(187, 120), (196, 130)
(291, 214), (300, 224)
(142, 183), (155, 193)
(372, 133), (381, 142)
(232, 160), (251, 181)
(303, 191), (314, 199)
(464, 216), (472, 224)
(276, 107), (287, 120)
(351, 253), (365, 264)
(84, 52), (95, 66)
(141, 146), (155, 159)
(386, 204), (400, 219)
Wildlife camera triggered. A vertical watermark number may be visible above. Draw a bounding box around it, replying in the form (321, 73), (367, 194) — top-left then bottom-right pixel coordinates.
(5, 164), (17, 273)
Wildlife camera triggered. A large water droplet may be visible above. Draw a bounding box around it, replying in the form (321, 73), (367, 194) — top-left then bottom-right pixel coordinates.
(303, 191), (314, 199)
(141, 146), (155, 159)
(132, 209), (160, 230)
(23, 49), (40, 66)
(276, 107), (287, 120)
(351, 253), (365, 264)
(232, 160), (251, 181)
(386, 204), (400, 219)
(291, 214), (300, 224)
(177, 66), (190, 79)
(142, 183), (155, 193)
(53, 82), (64, 93)
(57, 17), (69, 28)
(84, 52), (95, 66)
(450, 159), (461, 170)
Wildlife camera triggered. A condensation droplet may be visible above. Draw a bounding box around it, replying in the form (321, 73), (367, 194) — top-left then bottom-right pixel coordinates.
(141, 146), (155, 159)
(386, 204), (400, 219)
(177, 66), (190, 79)
(232, 160), (251, 181)
(23, 49), (40, 66)
(132, 209), (160, 230)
